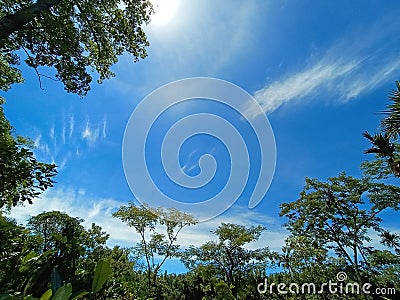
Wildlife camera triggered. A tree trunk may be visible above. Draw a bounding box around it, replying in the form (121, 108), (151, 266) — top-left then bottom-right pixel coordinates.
(0, 0), (62, 41)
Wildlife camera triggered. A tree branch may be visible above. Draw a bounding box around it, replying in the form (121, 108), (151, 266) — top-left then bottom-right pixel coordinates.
(0, 0), (62, 41)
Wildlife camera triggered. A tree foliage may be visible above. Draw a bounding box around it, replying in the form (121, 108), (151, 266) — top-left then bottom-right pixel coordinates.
(381, 81), (400, 138)
(26, 211), (107, 294)
(0, 0), (153, 96)
(280, 173), (400, 289)
(112, 202), (197, 298)
(2, 80), (400, 299)
(182, 223), (271, 298)
(0, 100), (56, 211)
(363, 81), (400, 178)
(0, 211), (112, 298)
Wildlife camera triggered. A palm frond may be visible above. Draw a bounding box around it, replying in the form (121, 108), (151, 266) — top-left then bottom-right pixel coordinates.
(381, 81), (400, 137)
(362, 131), (394, 157)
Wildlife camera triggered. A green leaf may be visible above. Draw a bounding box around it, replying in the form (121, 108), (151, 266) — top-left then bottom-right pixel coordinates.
(70, 290), (89, 300)
(39, 289), (52, 300)
(53, 284), (72, 300)
(39, 289), (53, 300)
(91, 259), (112, 293)
(23, 296), (38, 300)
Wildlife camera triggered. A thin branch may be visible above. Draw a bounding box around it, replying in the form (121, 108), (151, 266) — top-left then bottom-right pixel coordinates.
(17, 41), (44, 90)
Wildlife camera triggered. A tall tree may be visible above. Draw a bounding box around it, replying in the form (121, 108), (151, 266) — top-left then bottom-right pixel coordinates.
(362, 131), (400, 177)
(363, 81), (400, 178)
(26, 211), (109, 295)
(0, 0), (153, 96)
(27, 211), (86, 283)
(381, 81), (400, 138)
(113, 202), (197, 297)
(181, 223), (270, 299)
(280, 173), (400, 284)
(0, 214), (28, 293)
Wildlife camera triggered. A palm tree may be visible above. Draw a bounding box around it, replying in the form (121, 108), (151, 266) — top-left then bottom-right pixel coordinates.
(381, 81), (400, 138)
(363, 131), (400, 177)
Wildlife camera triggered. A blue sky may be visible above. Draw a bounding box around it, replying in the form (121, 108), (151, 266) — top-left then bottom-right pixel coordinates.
(3, 0), (400, 273)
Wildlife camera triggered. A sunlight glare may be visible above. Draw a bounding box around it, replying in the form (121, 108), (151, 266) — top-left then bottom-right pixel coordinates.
(150, 0), (180, 25)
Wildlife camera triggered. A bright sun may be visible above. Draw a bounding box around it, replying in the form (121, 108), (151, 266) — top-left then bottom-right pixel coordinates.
(150, 0), (180, 25)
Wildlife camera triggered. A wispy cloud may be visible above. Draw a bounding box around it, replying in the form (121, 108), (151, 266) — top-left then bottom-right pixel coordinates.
(33, 115), (107, 170)
(252, 60), (361, 114)
(181, 150), (198, 173)
(69, 115), (74, 139)
(102, 119), (107, 139)
(49, 124), (55, 140)
(252, 19), (400, 116)
(82, 120), (100, 145)
(61, 124), (66, 144)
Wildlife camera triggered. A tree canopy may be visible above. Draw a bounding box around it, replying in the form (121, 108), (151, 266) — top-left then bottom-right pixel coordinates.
(280, 173), (400, 290)
(363, 81), (400, 178)
(182, 223), (271, 299)
(0, 0), (153, 96)
(0, 99), (56, 211)
(113, 202), (197, 298)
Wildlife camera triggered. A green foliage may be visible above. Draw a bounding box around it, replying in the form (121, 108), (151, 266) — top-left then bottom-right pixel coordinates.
(0, 214), (27, 289)
(113, 203), (197, 298)
(38, 289), (51, 300)
(363, 81), (400, 178)
(0, 211), (112, 299)
(363, 131), (400, 177)
(182, 223), (270, 298)
(0, 52), (23, 91)
(0, 102), (57, 211)
(280, 172), (400, 289)
(381, 80), (400, 138)
(52, 284), (72, 300)
(45, 258), (111, 300)
(96, 246), (140, 299)
(91, 259), (112, 294)
(360, 158), (393, 180)
(0, 0), (153, 96)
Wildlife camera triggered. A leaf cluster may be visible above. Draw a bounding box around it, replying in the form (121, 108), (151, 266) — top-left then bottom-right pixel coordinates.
(0, 102), (56, 211)
(0, 0), (153, 96)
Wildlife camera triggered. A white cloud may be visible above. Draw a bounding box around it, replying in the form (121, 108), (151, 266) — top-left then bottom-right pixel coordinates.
(69, 115), (74, 139)
(34, 133), (41, 148)
(59, 157), (67, 170)
(178, 205), (285, 252)
(252, 60), (361, 115)
(49, 124), (55, 140)
(102, 119), (107, 139)
(81, 118), (108, 145)
(82, 120), (100, 144)
(252, 18), (400, 116)
(13, 190), (396, 260)
(8, 188), (135, 247)
(7, 189), (285, 252)
(31, 115), (108, 170)
(61, 124), (66, 144)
